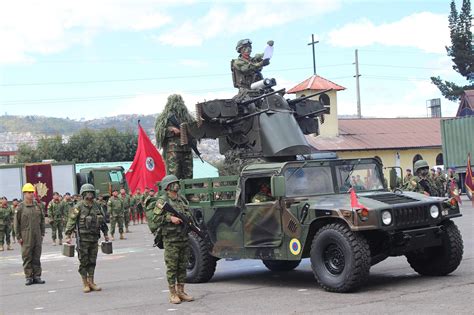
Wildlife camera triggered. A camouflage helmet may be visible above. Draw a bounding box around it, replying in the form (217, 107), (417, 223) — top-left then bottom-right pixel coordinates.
(160, 175), (179, 190)
(414, 160), (429, 173)
(79, 183), (96, 196)
(236, 39), (252, 53)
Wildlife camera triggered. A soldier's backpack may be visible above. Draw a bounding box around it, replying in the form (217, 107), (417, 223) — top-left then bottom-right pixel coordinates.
(145, 196), (158, 234)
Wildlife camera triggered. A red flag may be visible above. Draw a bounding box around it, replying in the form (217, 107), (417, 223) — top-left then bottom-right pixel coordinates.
(125, 124), (165, 193)
(349, 187), (365, 209)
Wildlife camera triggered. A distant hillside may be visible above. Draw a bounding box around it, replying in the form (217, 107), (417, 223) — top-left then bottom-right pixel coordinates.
(0, 114), (157, 135)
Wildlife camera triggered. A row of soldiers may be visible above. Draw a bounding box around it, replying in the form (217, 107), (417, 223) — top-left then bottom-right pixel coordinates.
(401, 160), (459, 197)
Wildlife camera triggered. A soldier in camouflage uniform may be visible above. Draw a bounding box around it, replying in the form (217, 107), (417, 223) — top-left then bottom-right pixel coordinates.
(153, 175), (194, 304)
(65, 184), (109, 293)
(231, 39), (273, 100)
(435, 167), (447, 197)
(404, 160), (438, 196)
(47, 192), (64, 245)
(130, 188), (140, 225)
(108, 189), (125, 240)
(0, 197), (14, 251)
(119, 188), (131, 233)
(14, 183), (46, 285)
(251, 182), (275, 203)
(155, 94), (195, 180)
(402, 169), (413, 189)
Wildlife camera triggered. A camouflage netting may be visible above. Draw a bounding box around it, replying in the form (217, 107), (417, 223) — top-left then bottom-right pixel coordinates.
(155, 94), (195, 149)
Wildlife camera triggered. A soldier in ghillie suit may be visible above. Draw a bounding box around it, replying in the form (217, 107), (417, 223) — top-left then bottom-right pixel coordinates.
(155, 94), (195, 179)
(65, 184), (109, 293)
(153, 175), (194, 304)
(404, 160), (438, 196)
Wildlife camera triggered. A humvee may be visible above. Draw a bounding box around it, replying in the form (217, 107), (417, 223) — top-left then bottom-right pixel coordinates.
(180, 157), (463, 293)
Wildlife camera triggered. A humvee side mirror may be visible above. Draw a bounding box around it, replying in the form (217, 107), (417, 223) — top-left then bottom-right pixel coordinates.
(271, 175), (286, 197)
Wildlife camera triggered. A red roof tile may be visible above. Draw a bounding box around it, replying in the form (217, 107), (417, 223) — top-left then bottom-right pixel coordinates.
(287, 75), (346, 94)
(306, 118), (444, 151)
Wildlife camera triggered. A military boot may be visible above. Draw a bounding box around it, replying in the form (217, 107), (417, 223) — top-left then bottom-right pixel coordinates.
(25, 278), (34, 286)
(168, 285), (181, 304)
(176, 283), (194, 302)
(0, 245), (4, 251)
(7, 244), (13, 250)
(82, 276), (91, 293)
(33, 277), (45, 284)
(120, 233), (126, 240)
(58, 239), (63, 245)
(88, 276), (102, 291)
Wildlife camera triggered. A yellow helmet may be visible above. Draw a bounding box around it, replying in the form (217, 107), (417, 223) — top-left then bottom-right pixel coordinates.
(22, 183), (36, 193)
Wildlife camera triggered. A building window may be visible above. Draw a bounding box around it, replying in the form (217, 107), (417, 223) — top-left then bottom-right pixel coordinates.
(319, 93), (330, 106)
(374, 156), (382, 164)
(413, 154), (423, 169)
(436, 153), (443, 165)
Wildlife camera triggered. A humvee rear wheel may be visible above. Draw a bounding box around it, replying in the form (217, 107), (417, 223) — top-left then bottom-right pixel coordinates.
(406, 220), (463, 276)
(310, 223), (370, 293)
(262, 260), (301, 272)
(186, 232), (217, 283)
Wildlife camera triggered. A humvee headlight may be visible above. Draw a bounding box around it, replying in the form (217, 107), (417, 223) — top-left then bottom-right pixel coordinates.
(381, 211), (392, 225)
(429, 205), (439, 218)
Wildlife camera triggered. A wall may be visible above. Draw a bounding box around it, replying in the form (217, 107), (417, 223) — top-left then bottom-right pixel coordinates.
(338, 147), (442, 179)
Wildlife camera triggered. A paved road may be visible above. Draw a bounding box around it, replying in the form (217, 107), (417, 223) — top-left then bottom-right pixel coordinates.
(1, 197), (473, 314)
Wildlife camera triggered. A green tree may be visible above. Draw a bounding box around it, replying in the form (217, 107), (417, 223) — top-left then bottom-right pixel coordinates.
(431, 0), (474, 101)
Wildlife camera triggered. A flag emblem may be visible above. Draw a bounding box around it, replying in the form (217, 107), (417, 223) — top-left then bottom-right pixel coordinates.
(289, 238), (301, 255)
(146, 157), (155, 171)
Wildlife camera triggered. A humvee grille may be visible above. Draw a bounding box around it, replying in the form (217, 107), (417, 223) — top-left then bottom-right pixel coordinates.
(365, 193), (418, 205)
(288, 219), (298, 233)
(393, 206), (430, 228)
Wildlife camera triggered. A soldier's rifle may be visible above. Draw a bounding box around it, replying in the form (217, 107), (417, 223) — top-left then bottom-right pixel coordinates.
(168, 115), (204, 163)
(161, 202), (207, 240)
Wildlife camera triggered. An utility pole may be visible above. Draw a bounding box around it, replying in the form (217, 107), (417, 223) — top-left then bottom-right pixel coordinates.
(354, 49), (362, 118)
(307, 34), (319, 75)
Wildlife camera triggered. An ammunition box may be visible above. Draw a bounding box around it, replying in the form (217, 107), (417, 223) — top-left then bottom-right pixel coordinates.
(101, 241), (113, 254)
(62, 244), (75, 257)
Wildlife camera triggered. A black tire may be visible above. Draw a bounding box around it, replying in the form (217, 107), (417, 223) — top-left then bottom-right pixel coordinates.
(406, 220), (463, 276)
(186, 232), (217, 283)
(310, 223), (371, 293)
(262, 259), (301, 272)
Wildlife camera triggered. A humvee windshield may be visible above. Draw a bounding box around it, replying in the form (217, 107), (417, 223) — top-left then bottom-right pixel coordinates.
(284, 166), (334, 197)
(335, 162), (384, 193)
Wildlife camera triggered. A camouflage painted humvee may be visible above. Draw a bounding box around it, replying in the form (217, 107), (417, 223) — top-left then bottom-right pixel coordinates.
(181, 157), (463, 293)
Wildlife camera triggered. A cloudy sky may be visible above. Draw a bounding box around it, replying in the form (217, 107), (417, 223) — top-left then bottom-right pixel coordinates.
(0, 0), (466, 120)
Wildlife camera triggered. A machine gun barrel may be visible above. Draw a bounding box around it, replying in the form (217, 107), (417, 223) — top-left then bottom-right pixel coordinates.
(297, 107), (329, 118)
(225, 109), (270, 124)
(238, 88), (286, 106)
(287, 88), (332, 106)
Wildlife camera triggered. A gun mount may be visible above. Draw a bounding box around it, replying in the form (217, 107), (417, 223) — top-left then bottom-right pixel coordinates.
(184, 78), (330, 160)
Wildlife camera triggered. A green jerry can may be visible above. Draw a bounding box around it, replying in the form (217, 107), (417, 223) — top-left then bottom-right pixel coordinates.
(63, 243), (75, 257)
(101, 241), (113, 254)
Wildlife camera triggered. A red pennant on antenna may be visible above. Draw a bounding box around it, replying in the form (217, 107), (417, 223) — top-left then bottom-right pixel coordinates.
(349, 187), (365, 209)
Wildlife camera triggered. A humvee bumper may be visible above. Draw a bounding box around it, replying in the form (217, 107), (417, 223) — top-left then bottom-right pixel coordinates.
(391, 225), (443, 254)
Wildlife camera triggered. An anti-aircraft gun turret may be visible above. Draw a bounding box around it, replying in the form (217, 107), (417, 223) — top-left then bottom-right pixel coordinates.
(181, 78), (330, 161)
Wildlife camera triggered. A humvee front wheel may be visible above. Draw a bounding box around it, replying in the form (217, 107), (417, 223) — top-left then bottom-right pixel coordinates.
(186, 232), (217, 283)
(406, 220), (463, 276)
(262, 259), (301, 272)
(310, 223), (370, 293)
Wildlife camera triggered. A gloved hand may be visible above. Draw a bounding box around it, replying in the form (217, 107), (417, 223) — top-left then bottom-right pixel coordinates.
(262, 58), (270, 66)
(267, 40), (274, 46)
